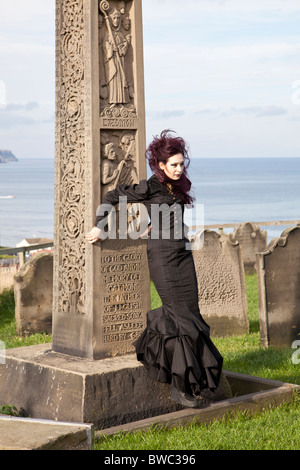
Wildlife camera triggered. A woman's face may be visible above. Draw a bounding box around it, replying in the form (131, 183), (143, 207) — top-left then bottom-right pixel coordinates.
(159, 153), (184, 180)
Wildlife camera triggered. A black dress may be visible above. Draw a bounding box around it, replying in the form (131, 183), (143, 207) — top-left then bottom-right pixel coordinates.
(95, 174), (223, 396)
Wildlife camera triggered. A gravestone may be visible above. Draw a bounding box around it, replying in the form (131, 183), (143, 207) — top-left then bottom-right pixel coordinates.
(192, 230), (249, 337)
(14, 253), (53, 336)
(229, 222), (267, 274)
(52, 0), (150, 359)
(256, 226), (300, 348)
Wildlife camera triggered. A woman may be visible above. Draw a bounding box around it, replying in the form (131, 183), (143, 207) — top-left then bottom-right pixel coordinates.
(86, 130), (223, 408)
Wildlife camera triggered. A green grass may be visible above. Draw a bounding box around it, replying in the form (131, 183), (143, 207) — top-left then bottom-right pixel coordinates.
(96, 395), (300, 450)
(95, 274), (300, 450)
(0, 276), (299, 450)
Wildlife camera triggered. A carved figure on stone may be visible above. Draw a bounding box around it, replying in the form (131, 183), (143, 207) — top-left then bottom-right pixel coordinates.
(99, 0), (136, 117)
(118, 133), (138, 185)
(101, 141), (124, 191)
(101, 2), (130, 105)
(99, 14), (108, 101)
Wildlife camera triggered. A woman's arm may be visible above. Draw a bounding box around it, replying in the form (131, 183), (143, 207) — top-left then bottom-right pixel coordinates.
(86, 179), (149, 244)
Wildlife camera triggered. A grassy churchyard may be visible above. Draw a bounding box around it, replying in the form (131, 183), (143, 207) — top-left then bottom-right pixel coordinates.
(0, 274), (299, 450)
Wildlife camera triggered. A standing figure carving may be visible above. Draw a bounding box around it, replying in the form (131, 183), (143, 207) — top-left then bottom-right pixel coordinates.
(101, 2), (130, 105)
(101, 141), (123, 191)
(101, 132), (138, 196)
(118, 132), (138, 185)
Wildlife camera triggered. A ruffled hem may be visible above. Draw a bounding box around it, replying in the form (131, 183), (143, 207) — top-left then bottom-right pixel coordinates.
(134, 326), (223, 396)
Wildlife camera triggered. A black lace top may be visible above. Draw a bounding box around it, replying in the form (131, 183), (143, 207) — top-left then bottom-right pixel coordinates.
(95, 174), (188, 240)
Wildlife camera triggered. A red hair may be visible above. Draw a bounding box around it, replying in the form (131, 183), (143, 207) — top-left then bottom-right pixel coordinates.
(146, 129), (195, 205)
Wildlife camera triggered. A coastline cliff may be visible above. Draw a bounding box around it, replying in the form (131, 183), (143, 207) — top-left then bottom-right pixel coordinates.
(0, 150), (18, 163)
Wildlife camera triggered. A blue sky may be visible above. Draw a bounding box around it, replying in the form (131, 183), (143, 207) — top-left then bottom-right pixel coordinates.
(0, 0), (300, 159)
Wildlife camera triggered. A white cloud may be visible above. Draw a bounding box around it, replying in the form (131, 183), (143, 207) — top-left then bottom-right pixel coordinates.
(0, 0), (299, 159)
(0, 0), (54, 23)
(143, 0), (300, 18)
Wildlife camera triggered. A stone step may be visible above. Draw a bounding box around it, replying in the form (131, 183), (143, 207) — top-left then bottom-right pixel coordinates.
(0, 415), (94, 450)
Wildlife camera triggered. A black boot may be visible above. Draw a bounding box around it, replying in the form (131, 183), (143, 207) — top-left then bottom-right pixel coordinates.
(170, 386), (198, 408)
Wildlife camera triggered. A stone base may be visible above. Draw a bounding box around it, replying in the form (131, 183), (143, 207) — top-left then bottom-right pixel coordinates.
(0, 416), (94, 450)
(0, 343), (231, 429)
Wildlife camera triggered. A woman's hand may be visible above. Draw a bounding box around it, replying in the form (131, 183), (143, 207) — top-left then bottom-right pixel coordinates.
(139, 224), (152, 239)
(85, 227), (103, 244)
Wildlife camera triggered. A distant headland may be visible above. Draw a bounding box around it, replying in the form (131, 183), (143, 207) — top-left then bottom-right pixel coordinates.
(0, 150), (18, 163)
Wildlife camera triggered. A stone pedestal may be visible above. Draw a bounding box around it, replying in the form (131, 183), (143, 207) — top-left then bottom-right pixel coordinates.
(0, 344), (232, 429)
(0, 344), (181, 429)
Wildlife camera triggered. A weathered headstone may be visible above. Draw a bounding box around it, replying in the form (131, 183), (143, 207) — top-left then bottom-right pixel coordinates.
(256, 226), (300, 348)
(229, 222), (267, 274)
(14, 253), (53, 336)
(52, 0), (150, 359)
(192, 230), (249, 337)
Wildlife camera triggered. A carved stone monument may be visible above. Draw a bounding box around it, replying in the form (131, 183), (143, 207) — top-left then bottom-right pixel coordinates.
(256, 226), (300, 348)
(52, 0), (150, 359)
(229, 222), (267, 274)
(192, 230), (249, 337)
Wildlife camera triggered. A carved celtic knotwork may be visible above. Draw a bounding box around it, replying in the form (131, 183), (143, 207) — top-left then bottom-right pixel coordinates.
(56, 0), (87, 315)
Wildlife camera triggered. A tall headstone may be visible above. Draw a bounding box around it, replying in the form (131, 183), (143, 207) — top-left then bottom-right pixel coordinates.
(14, 253), (53, 336)
(256, 226), (300, 348)
(229, 222), (267, 274)
(192, 230), (249, 337)
(53, 0), (150, 359)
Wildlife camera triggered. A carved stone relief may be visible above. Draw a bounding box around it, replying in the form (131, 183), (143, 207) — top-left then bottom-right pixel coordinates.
(101, 130), (138, 196)
(99, 0), (136, 119)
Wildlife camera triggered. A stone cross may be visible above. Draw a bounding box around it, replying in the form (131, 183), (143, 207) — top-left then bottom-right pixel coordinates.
(52, 0), (150, 359)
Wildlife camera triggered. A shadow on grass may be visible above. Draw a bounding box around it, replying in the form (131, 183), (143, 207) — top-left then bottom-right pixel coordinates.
(225, 346), (300, 385)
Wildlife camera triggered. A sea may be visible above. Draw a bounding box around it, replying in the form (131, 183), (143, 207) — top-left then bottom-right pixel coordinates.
(0, 157), (300, 248)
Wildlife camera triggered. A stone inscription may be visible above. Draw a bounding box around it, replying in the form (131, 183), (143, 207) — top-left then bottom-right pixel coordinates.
(101, 117), (137, 128)
(100, 252), (145, 343)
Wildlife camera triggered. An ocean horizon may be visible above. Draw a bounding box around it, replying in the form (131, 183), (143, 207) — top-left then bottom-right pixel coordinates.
(0, 157), (299, 248)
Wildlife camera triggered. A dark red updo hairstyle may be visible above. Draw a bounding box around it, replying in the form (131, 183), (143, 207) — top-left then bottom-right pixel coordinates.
(146, 129), (195, 205)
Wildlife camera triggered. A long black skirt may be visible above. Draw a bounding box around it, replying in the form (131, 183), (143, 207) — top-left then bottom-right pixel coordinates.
(134, 238), (223, 396)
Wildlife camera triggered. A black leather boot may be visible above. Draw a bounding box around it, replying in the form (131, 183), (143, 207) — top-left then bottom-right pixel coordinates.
(170, 386), (198, 408)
